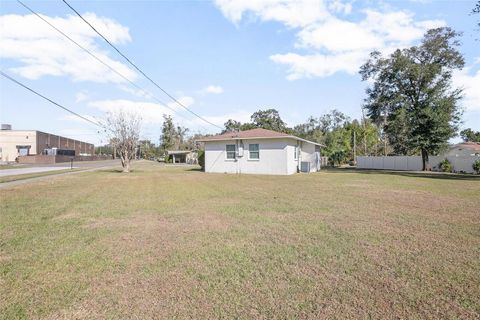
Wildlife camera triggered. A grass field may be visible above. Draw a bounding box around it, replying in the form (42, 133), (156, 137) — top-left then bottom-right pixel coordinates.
(1, 161), (479, 319)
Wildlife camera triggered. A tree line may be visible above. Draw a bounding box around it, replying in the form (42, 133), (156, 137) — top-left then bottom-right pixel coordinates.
(100, 21), (479, 173)
(220, 108), (382, 166)
(222, 27), (480, 169)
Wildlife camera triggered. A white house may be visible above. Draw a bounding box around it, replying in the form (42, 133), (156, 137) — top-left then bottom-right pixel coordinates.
(196, 128), (323, 175)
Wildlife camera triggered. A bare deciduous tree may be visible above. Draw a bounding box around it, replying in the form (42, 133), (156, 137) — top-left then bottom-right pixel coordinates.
(107, 110), (141, 173)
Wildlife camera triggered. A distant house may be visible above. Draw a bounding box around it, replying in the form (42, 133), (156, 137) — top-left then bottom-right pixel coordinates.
(446, 142), (480, 157)
(196, 128), (323, 175)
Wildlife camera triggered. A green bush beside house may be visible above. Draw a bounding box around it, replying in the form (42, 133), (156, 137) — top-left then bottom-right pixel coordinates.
(473, 159), (480, 174)
(439, 159), (453, 173)
(198, 150), (205, 171)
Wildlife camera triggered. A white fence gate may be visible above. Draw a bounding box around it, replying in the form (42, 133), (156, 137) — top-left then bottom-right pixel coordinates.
(357, 155), (479, 174)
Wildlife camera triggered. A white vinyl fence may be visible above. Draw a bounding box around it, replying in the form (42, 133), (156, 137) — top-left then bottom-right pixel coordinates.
(357, 155), (480, 174)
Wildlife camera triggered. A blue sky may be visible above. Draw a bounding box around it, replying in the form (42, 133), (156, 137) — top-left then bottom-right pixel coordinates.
(1, 0), (479, 145)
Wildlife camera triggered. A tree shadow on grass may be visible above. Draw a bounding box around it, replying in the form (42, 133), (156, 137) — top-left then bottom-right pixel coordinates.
(324, 167), (480, 181)
(97, 169), (143, 174)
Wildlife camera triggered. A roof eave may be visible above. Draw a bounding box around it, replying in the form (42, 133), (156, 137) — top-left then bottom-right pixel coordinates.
(294, 137), (325, 147)
(196, 135), (325, 147)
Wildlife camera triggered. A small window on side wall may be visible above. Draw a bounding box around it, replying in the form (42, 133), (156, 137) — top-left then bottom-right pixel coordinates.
(294, 146), (298, 159)
(226, 144), (236, 159)
(249, 144), (259, 159)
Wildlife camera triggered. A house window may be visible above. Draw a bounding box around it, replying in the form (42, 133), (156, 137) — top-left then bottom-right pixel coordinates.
(226, 144), (236, 159)
(249, 144), (259, 159)
(294, 146), (298, 160)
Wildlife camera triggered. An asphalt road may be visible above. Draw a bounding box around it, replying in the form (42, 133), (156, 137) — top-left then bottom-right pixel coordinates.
(1, 159), (121, 171)
(0, 159), (122, 189)
(34, 159), (121, 169)
(0, 166), (74, 177)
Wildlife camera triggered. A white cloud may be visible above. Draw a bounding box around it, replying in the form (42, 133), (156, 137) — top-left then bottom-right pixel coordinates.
(191, 110), (250, 127)
(87, 96), (195, 125)
(214, 0), (330, 28)
(200, 85), (224, 94)
(178, 109), (250, 134)
(361, 10), (444, 44)
(296, 17), (383, 52)
(86, 97), (245, 134)
(61, 113), (100, 124)
(75, 91), (89, 103)
(328, 0), (352, 15)
(118, 85), (152, 98)
(270, 51), (364, 79)
(0, 13), (136, 83)
(453, 65), (480, 112)
(408, 0), (432, 3)
(214, 0), (445, 80)
(57, 128), (104, 145)
(168, 96), (195, 110)
(88, 99), (174, 124)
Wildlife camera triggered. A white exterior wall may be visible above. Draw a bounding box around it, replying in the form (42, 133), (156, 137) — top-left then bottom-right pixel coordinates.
(299, 141), (319, 172)
(204, 138), (320, 175)
(0, 130), (37, 162)
(285, 144), (298, 175)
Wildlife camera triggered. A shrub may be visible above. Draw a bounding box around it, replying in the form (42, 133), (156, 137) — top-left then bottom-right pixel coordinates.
(329, 150), (347, 167)
(439, 159), (453, 172)
(198, 150), (205, 171)
(473, 159), (480, 174)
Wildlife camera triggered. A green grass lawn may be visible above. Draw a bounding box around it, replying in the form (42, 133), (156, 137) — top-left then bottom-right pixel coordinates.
(1, 161), (479, 319)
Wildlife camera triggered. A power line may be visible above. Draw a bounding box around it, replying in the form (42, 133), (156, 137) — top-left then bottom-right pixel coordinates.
(61, 0), (223, 131)
(0, 70), (108, 131)
(16, 0), (209, 133)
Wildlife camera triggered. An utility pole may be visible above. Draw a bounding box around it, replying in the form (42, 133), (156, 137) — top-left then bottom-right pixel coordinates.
(353, 130), (357, 165)
(383, 110), (388, 156)
(361, 107), (368, 155)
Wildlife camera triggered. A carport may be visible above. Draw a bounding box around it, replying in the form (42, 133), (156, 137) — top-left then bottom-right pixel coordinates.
(167, 150), (191, 164)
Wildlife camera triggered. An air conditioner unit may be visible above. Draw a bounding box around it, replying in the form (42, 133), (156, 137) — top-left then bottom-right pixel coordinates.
(300, 161), (310, 173)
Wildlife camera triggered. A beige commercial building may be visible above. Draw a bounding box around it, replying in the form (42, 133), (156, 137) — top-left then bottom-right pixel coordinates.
(0, 128), (94, 162)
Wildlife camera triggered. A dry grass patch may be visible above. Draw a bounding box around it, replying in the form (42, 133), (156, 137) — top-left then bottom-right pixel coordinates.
(1, 162), (479, 319)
